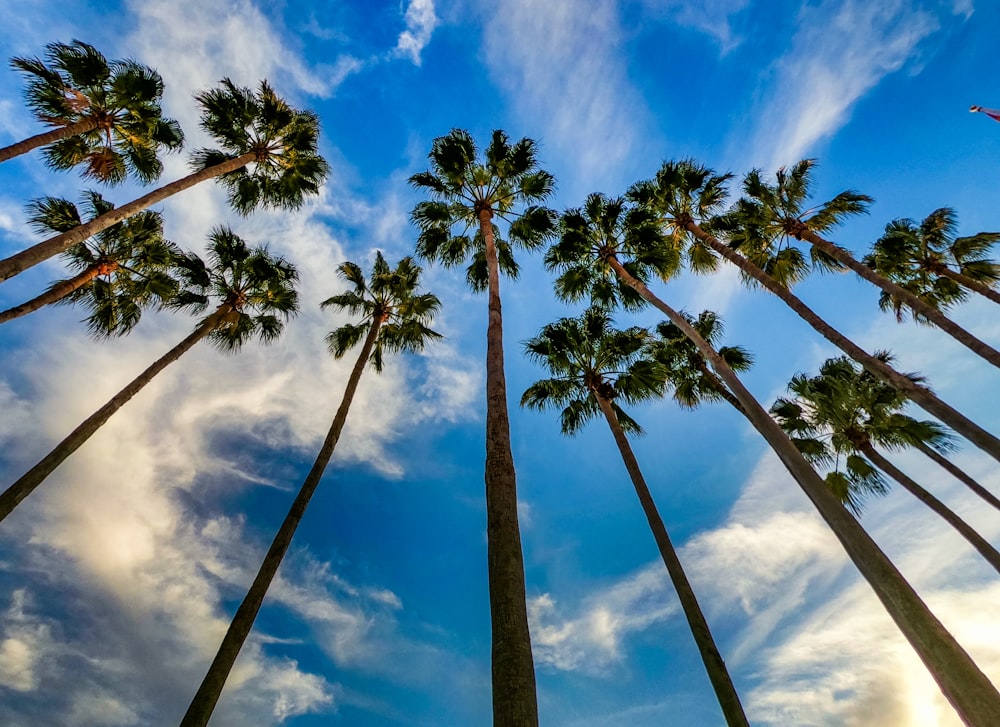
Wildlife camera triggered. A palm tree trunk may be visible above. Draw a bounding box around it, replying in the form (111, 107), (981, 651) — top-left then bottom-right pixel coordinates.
(605, 254), (1000, 726)
(937, 267), (1000, 306)
(684, 221), (1000, 465)
(0, 152), (256, 283)
(859, 443), (1000, 575)
(0, 265), (102, 324)
(797, 229), (1000, 369)
(0, 117), (99, 164)
(0, 308), (225, 523)
(912, 442), (1000, 513)
(479, 208), (538, 727)
(180, 316), (383, 727)
(595, 394), (749, 727)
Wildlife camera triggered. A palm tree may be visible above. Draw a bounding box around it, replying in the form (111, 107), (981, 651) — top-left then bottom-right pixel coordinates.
(1, 40), (184, 181)
(546, 192), (1000, 725)
(864, 207), (1000, 318)
(0, 78), (328, 283)
(0, 228), (297, 523)
(0, 192), (178, 328)
(522, 308), (750, 727)
(629, 159), (1000, 465)
(772, 356), (1000, 574)
(180, 252), (441, 727)
(733, 159), (1000, 367)
(409, 128), (556, 726)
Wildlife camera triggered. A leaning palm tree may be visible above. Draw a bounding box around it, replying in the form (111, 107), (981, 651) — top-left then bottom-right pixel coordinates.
(546, 191), (1000, 725)
(0, 227), (297, 523)
(772, 356), (1000, 574)
(180, 251), (441, 727)
(410, 128), (556, 726)
(733, 159), (1000, 367)
(0, 192), (177, 328)
(0, 78), (328, 283)
(864, 207), (1000, 318)
(1, 40), (184, 181)
(522, 308), (749, 727)
(629, 159), (1000, 464)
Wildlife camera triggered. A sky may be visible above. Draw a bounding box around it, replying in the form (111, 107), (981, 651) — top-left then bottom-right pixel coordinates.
(0, 0), (999, 725)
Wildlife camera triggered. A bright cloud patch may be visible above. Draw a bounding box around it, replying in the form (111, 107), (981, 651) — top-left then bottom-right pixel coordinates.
(394, 0), (438, 65)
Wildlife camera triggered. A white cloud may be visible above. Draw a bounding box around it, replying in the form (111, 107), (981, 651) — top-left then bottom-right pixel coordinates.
(394, 0), (439, 66)
(0, 590), (52, 693)
(638, 0), (751, 51)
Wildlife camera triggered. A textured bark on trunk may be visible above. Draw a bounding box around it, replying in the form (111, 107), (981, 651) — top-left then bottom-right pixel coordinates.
(798, 229), (1000, 369)
(480, 207), (538, 727)
(0, 308), (225, 523)
(0, 265), (101, 324)
(683, 221), (1000, 465)
(860, 443), (1000, 575)
(913, 442), (1000, 512)
(605, 254), (1000, 727)
(938, 267), (1000, 306)
(0, 152), (255, 283)
(0, 117), (99, 164)
(180, 317), (382, 727)
(596, 395), (749, 727)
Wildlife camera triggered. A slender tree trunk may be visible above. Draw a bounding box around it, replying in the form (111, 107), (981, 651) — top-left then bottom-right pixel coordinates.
(0, 152), (256, 283)
(180, 317), (383, 727)
(937, 267), (1000, 306)
(913, 442), (1000, 513)
(695, 361), (748, 417)
(0, 117), (99, 164)
(860, 443), (1000, 575)
(684, 221), (1000, 465)
(797, 229), (1000, 369)
(479, 208), (538, 727)
(0, 266), (101, 324)
(605, 254), (1000, 726)
(595, 395), (749, 727)
(0, 308), (225, 523)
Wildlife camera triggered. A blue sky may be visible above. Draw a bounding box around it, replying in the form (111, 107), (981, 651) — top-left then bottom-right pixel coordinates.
(1, 0), (999, 725)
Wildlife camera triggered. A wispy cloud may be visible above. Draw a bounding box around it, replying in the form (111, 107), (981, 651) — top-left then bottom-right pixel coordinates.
(638, 0), (751, 51)
(394, 0), (439, 66)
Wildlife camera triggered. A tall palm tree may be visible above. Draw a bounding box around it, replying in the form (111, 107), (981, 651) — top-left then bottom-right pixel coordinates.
(180, 252), (441, 727)
(629, 159), (1000, 464)
(0, 228), (297, 523)
(546, 192), (1000, 725)
(733, 159), (1000, 367)
(0, 192), (177, 328)
(522, 308), (750, 727)
(0, 78), (328, 283)
(772, 356), (1000, 574)
(864, 207), (1000, 318)
(409, 128), (556, 726)
(1, 40), (184, 181)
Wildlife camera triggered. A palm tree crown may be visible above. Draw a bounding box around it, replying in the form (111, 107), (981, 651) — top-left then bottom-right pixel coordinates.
(8, 40), (183, 183)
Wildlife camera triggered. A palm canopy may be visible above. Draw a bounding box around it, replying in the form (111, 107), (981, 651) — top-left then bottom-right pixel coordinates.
(521, 307), (664, 435)
(191, 78), (329, 214)
(8, 40), (183, 184)
(170, 226), (299, 350)
(409, 128), (556, 289)
(25, 191), (178, 335)
(321, 251), (443, 370)
(863, 207), (1000, 321)
(545, 193), (679, 310)
(647, 310), (753, 411)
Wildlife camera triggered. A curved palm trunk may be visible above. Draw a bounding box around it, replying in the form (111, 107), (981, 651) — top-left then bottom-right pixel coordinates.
(937, 267), (1000, 306)
(605, 254), (1000, 726)
(0, 308), (225, 523)
(0, 117), (99, 165)
(0, 152), (256, 283)
(912, 442), (1000, 513)
(0, 266), (102, 324)
(595, 395), (749, 727)
(797, 229), (1000, 369)
(480, 208), (538, 727)
(684, 221), (1000, 465)
(859, 443), (1000, 575)
(180, 317), (382, 727)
